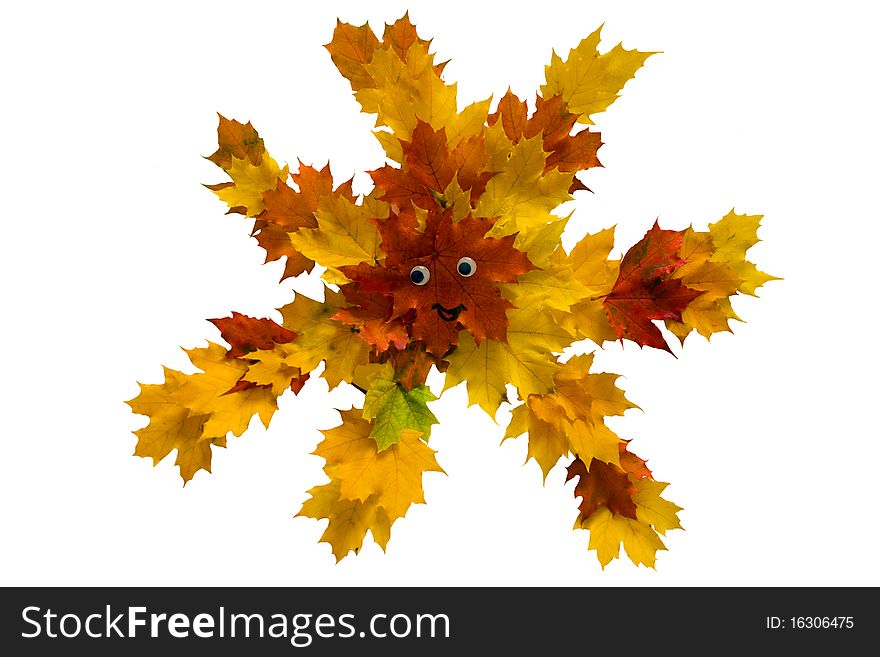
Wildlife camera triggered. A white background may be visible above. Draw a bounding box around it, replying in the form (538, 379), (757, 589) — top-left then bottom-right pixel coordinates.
(2, 0), (878, 586)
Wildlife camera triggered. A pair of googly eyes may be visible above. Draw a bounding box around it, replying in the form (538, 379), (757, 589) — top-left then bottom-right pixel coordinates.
(410, 257), (476, 286)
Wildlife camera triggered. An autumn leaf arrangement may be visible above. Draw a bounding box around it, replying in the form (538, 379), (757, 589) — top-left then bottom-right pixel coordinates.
(128, 15), (776, 568)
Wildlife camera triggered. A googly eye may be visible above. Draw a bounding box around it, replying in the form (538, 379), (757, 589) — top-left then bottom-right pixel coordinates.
(410, 265), (430, 286)
(456, 257), (477, 277)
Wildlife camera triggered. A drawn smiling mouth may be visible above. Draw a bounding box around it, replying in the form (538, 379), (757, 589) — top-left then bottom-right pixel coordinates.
(432, 303), (466, 322)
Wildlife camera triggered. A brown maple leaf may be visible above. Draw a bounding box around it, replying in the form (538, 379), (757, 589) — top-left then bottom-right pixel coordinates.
(567, 456), (639, 520)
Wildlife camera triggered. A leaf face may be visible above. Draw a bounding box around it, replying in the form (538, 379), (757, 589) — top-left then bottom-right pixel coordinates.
(343, 209), (534, 356)
(128, 16), (776, 568)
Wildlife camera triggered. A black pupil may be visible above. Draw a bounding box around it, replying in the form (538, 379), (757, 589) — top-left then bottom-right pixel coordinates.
(411, 269), (425, 284)
(458, 261), (472, 275)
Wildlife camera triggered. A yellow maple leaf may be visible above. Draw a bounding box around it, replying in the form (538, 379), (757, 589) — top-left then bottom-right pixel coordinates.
(709, 210), (780, 295)
(315, 410), (444, 521)
(500, 263), (592, 313)
(288, 194), (385, 269)
(297, 480), (392, 561)
(582, 507), (667, 569)
(505, 399), (620, 480)
(213, 152), (288, 217)
(516, 216), (570, 269)
(541, 25), (656, 125)
(200, 386), (276, 439)
(632, 478), (683, 536)
(127, 369), (214, 483)
(442, 176), (472, 222)
(553, 227), (620, 343)
(447, 97), (493, 150)
(478, 134), (573, 241)
(555, 353), (637, 418)
(504, 403), (568, 478)
(174, 342), (277, 438)
(357, 45), (457, 142)
(278, 288), (371, 389)
(128, 343), (282, 483)
(242, 344), (303, 397)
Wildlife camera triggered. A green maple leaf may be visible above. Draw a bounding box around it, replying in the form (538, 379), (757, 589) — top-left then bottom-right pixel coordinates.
(362, 363), (439, 450)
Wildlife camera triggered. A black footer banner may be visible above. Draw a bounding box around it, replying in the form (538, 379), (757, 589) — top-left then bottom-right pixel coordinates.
(1, 587), (873, 654)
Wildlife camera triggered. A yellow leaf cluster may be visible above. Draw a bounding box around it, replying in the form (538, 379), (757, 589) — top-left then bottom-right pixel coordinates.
(666, 210), (779, 342)
(444, 295), (574, 418)
(297, 409), (444, 561)
(504, 353), (636, 478)
(127, 342), (278, 482)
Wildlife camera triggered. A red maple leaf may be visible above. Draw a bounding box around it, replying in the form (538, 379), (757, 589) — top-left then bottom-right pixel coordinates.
(341, 209), (534, 356)
(208, 312), (297, 358)
(603, 221), (703, 352)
